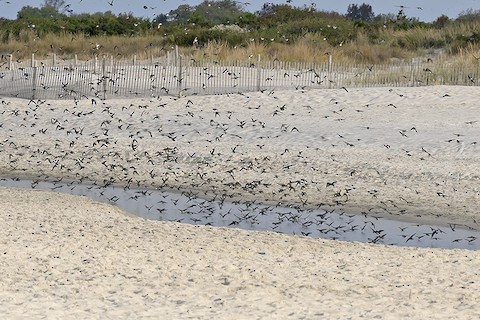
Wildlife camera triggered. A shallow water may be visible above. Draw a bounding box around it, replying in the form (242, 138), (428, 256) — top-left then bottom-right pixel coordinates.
(1, 177), (479, 250)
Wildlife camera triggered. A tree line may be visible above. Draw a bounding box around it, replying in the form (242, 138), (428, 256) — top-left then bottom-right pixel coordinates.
(1, 0), (479, 50)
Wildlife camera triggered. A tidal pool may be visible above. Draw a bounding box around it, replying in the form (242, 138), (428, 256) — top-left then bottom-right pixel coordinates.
(1, 177), (479, 250)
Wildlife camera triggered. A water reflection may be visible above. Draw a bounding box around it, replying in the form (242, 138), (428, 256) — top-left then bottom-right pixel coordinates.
(1, 177), (479, 250)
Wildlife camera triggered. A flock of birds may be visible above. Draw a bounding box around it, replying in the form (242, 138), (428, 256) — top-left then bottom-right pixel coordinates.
(0, 77), (479, 249)
(0, 1), (479, 250)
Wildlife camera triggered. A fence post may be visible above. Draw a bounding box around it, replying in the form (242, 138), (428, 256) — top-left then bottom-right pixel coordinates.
(476, 62), (479, 87)
(31, 53), (35, 67)
(8, 54), (12, 70)
(175, 45), (179, 66)
(102, 55), (107, 100)
(177, 54), (183, 97)
(32, 66), (37, 100)
(53, 53), (56, 66)
(256, 54), (261, 91)
(327, 54), (333, 89)
(410, 58), (415, 87)
(74, 54), (78, 67)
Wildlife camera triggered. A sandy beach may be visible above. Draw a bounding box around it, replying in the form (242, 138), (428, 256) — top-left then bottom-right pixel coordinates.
(1, 85), (480, 318)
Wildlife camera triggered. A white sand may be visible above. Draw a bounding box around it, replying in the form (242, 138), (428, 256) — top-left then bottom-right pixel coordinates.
(1, 85), (480, 318)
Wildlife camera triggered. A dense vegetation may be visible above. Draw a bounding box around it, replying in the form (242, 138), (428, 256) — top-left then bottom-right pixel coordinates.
(1, 0), (480, 63)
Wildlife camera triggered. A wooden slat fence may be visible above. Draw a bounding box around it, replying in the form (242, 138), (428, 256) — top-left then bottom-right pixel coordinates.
(0, 52), (479, 100)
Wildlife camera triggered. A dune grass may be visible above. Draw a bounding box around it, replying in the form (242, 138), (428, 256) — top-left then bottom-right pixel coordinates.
(2, 18), (480, 66)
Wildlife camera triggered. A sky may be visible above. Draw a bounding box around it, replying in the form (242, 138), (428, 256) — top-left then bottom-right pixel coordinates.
(0, 0), (478, 22)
